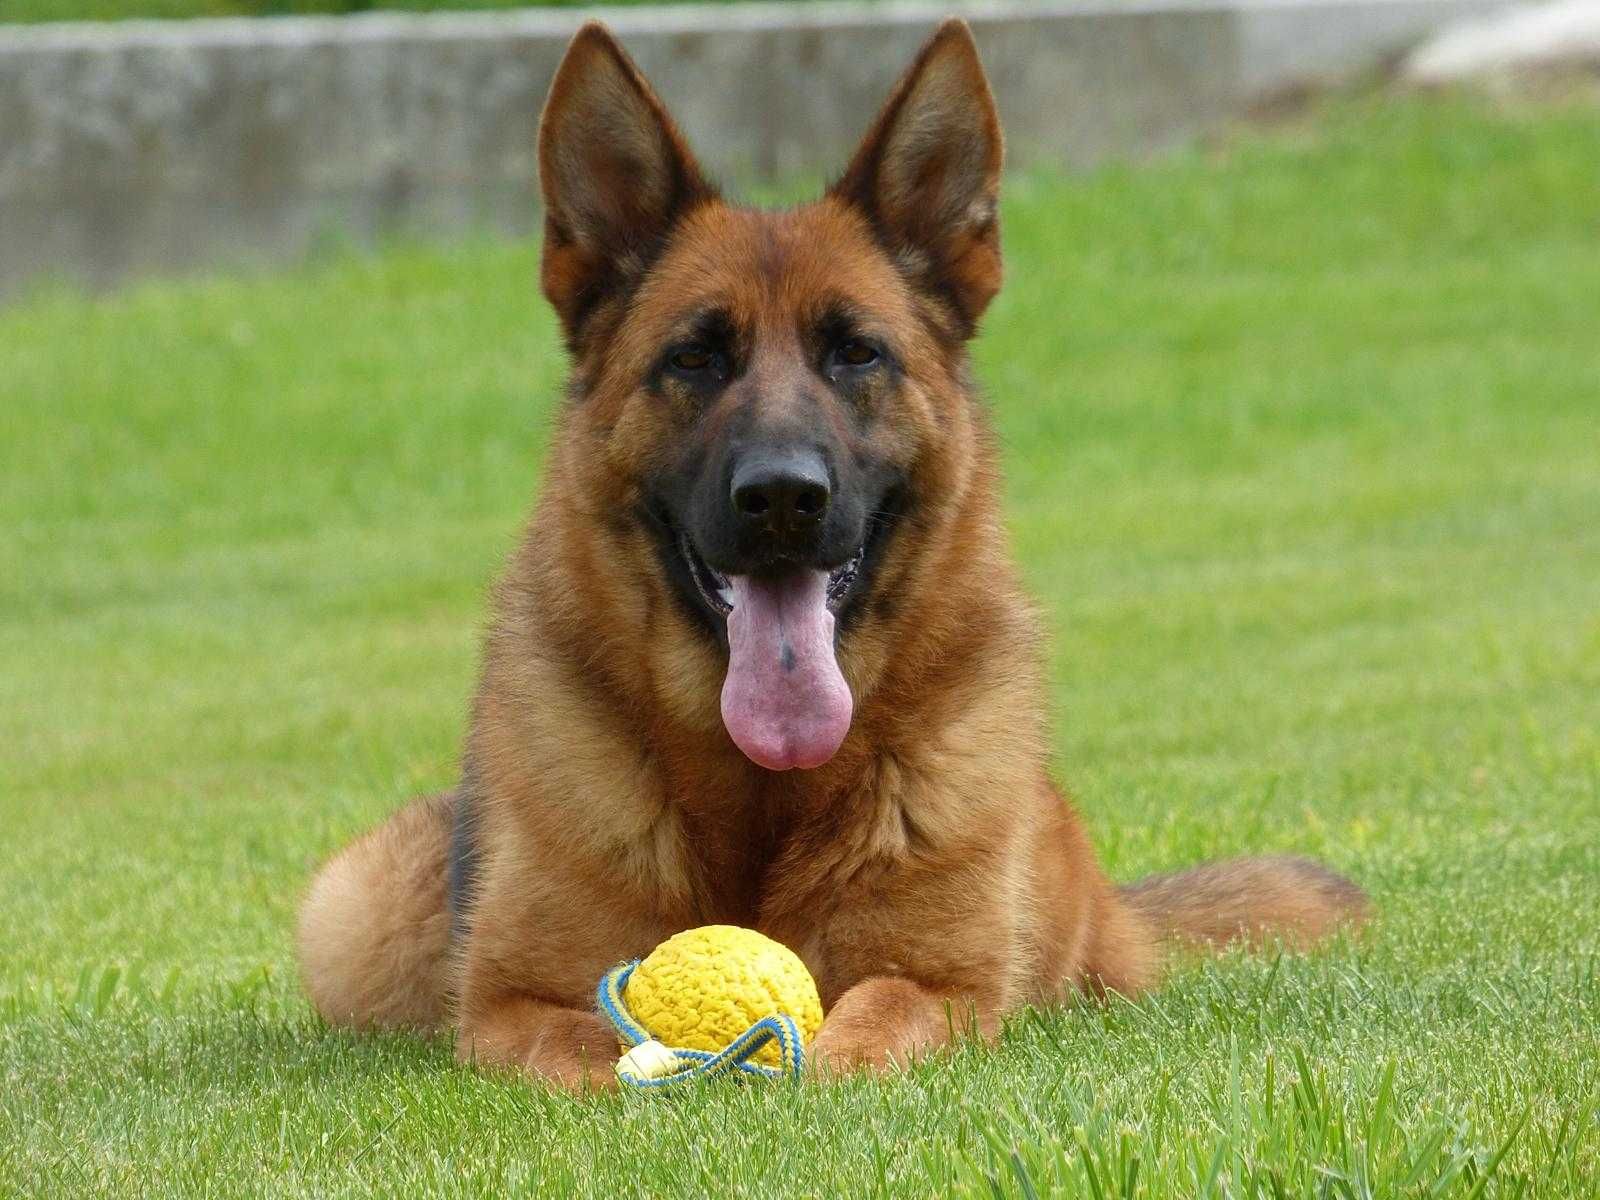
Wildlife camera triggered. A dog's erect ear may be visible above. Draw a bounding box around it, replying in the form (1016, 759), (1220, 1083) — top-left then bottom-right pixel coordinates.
(831, 20), (1004, 334)
(538, 23), (712, 343)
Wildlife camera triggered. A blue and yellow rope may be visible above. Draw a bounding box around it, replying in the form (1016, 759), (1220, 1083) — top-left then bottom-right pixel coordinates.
(596, 960), (806, 1089)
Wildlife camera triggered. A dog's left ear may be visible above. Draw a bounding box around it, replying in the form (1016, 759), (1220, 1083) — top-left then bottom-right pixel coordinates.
(831, 20), (1004, 335)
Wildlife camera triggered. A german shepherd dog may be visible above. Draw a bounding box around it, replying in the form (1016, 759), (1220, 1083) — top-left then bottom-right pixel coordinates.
(298, 19), (1366, 1088)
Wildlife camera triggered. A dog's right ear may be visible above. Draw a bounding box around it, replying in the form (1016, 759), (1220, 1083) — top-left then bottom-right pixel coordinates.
(538, 23), (712, 344)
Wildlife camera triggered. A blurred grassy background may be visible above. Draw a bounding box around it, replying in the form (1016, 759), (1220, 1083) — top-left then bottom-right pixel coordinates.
(2, 93), (1597, 1195)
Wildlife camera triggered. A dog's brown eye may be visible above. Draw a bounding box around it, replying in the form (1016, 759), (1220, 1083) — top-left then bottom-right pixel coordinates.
(670, 347), (714, 372)
(835, 340), (880, 368)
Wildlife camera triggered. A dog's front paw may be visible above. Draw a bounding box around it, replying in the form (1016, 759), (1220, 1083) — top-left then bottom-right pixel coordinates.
(808, 1028), (901, 1077)
(807, 976), (951, 1077)
(457, 998), (620, 1093)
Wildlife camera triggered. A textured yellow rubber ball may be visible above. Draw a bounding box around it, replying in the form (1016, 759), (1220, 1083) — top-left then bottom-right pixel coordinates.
(622, 925), (824, 1067)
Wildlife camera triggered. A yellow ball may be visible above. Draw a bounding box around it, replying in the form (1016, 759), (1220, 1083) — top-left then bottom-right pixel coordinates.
(622, 925), (823, 1068)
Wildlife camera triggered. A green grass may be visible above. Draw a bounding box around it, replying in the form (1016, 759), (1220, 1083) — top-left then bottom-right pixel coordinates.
(3, 94), (1599, 1196)
(1, 0), (810, 27)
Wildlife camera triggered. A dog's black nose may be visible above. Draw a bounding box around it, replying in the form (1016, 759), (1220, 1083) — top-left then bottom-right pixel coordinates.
(730, 448), (831, 539)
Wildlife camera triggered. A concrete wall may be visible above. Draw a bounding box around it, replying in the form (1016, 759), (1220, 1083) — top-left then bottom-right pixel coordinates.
(0, 0), (1503, 301)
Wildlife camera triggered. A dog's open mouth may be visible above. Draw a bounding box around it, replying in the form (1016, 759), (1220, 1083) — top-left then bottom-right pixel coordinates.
(678, 534), (864, 619)
(676, 534), (870, 773)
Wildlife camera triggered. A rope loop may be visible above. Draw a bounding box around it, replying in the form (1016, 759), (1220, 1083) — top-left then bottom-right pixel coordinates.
(597, 960), (806, 1090)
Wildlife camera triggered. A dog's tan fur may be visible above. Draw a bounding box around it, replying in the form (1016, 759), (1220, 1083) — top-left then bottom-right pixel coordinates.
(297, 20), (1367, 1088)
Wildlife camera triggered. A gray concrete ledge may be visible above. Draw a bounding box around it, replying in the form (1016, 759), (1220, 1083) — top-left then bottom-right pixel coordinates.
(0, 0), (1505, 300)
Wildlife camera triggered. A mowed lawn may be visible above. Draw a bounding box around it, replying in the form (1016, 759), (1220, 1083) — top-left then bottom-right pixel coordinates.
(3, 95), (1598, 1197)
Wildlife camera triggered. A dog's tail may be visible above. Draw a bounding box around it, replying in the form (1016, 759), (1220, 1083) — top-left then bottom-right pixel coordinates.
(297, 792), (455, 1030)
(1120, 855), (1369, 949)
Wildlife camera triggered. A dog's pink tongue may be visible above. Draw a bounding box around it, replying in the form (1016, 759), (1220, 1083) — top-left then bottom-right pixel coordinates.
(721, 570), (853, 771)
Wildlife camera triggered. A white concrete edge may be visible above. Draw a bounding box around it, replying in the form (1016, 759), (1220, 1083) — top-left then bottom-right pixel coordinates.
(1404, 0), (1600, 80)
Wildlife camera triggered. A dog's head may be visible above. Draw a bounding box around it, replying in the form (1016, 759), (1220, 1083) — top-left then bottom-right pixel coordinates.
(538, 21), (1003, 771)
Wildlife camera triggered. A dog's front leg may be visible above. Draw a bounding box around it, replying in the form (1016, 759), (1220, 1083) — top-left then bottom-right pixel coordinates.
(797, 862), (1016, 1076)
(809, 976), (995, 1074)
(456, 994), (619, 1091)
